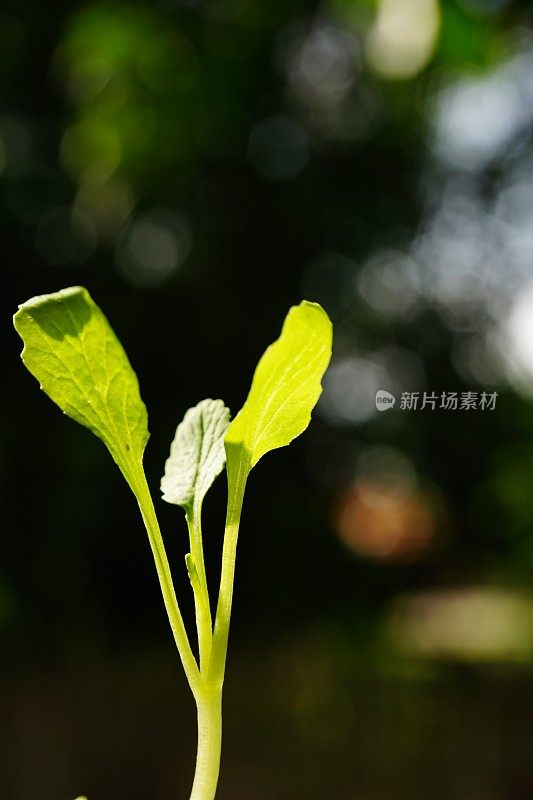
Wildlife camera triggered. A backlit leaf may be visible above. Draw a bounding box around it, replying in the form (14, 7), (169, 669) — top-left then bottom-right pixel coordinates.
(225, 301), (332, 477)
(13, 286), (148, 485)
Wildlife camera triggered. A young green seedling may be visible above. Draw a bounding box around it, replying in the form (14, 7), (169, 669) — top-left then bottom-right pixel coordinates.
(13, 287), (332, 800)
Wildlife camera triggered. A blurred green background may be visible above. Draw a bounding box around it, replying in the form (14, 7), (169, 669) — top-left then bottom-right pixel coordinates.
(3, 0), (533, 797)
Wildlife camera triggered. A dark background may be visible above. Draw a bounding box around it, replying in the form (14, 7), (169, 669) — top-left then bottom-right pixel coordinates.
(3, 0), (533, 797)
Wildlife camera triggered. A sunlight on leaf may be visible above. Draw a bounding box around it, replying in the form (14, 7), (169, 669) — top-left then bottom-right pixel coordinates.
(13, 286), (148, 484)
(225, 300), (332, 473)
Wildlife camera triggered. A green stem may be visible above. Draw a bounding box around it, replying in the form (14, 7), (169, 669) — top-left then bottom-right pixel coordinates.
(131, 465), (201, 696)
(188, 686), (223, 800)
(209, 459), (248, 684)
(187, 506), (213, 673)
(126, 457), (247, 800)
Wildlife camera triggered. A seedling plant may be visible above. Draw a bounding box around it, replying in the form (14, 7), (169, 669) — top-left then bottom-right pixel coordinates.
(13, 287), (332, 800)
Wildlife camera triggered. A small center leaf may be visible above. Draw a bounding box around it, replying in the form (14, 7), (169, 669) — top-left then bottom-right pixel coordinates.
(161, 398), (230, 511)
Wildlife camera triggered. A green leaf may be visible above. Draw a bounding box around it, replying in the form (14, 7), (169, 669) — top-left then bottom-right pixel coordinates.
(13, 286), (148, 484)
(161, 398), (230, 511)
(210, 302), (333, 682)
(224, 300), (332, 473)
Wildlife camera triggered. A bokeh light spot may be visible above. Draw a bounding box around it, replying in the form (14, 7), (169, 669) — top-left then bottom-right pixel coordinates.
(75, 176), (135, 242)
(320, 349), (425, 426)
(498, 281), (533, 394)
(358, 248), (421, 319)
(432, 50), (533, 170)
(335, 479), (437, 561)
(281, 19), (360, 108)
(248, 115), (309, 181)
(366, 0), (440, 80)
(61, 120), (122, 181)
(117, 209), (191, 287)
(389, 588), (533, 663)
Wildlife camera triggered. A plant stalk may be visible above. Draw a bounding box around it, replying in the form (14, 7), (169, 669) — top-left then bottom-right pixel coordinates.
(188, 686), (223, 800)
(210, 457), (248, 684)
(130, 464), (201, 696)
(187, 506), (213, 673)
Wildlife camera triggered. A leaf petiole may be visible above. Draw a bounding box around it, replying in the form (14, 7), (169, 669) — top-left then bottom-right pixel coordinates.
(209, 455), (248, 686)
(132, 465), (203, 698)
(185, 506), (213, 674)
